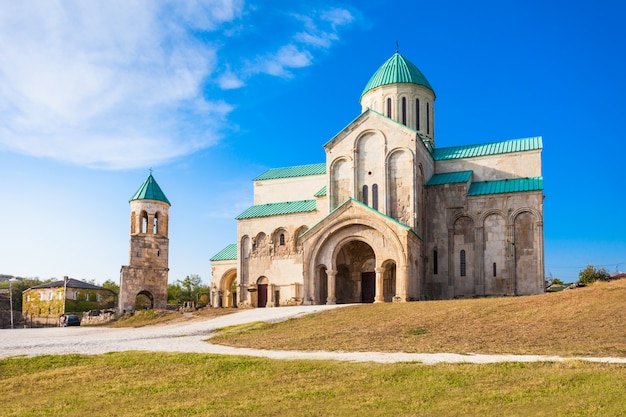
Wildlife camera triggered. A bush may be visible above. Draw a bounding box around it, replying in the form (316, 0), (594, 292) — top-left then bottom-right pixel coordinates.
(578, 264), (610, 285)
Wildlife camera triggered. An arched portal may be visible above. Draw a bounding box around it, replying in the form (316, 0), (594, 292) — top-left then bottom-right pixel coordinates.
(332, 240), (376, 304)
(134, 291), (153, 310)
(220, 269), (238, 308)
(257, 277), (268, 308)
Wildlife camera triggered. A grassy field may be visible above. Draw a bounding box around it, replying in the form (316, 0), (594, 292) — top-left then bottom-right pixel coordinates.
(211, 279), (626, 357)
(108, 308), (234, 328)
(2, 352), (626, 416)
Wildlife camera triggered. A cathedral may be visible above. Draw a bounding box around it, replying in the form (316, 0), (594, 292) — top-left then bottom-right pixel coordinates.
(210, 51), (544, 308)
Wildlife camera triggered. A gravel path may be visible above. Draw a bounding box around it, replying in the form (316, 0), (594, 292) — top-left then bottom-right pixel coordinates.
(2, 305), (625, 365)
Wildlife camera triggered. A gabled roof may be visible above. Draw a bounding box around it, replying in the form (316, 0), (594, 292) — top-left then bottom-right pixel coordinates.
(361, 52), (434, 97)
(130, 173), (171, 205)
(301, 198), (422, 241)
(210, 243), (237, 261)
(427, 171), (473, 186)
(29, 278), (115, 293)
(254, 163), (326, 181)
(468, 177), (544, 196)
(434, 137), (542, 161)
(236, 200), (317, 220)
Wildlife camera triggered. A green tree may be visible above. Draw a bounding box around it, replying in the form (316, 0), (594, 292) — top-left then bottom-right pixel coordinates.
(167, 282), (182, 304)
(578, 264), (611, 285)
(177, 274), (203, 302)
(101, 279), (119, 294)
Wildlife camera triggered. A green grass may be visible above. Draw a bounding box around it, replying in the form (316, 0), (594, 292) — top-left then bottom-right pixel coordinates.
(1, 352), (626, 416)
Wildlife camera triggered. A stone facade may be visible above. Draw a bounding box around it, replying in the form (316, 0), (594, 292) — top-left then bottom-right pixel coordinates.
(211, 51), (545, 307)
(119, 175), (171, 312)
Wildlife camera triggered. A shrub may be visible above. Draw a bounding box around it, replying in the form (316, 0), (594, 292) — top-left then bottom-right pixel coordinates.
(578, 264), (610, 285)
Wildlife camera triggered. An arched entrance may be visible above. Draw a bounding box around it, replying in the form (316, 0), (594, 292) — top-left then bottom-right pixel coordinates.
(257, 277), (268, 308)
(134, 291), (154, 310)
(220, 269), (238, 308)
(333, 240), (376, 304)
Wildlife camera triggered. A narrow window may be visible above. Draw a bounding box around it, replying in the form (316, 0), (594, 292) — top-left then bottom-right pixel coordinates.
(157, 250), (160, 256)
(279, 234), (285, 246)
(153, 216), (158, 234)
(415, 98), (420, 130)
(372, 184), (378, 210)
(426, 102), (430, 134)
(141, 214), (148, 233)
(386, 98), (392, 117)
(401, 97), (407, 125)
(362, 185), (368, 206)
(433, 247), (438, 275)
(85, 293), (90, 302)
(493, 262), (497, 277)
(460, 250), (466, 277)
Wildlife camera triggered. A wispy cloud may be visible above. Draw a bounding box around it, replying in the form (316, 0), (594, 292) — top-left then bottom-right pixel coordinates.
(0, 1), (357, 169)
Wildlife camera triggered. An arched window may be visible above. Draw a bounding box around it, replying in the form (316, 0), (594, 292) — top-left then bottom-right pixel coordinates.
(401, 97), (407, 125)
(433, 247), (438, 275)
(362, 185), (368, 206)
(386, 98), (392, 117)
(153, 214), (158, 234)
(460, 250), (466, 277)
(426, 102), (430, 134)
(141, 212), (148, 234)
(372, 184), (378, 210)
(279, 233), (285, 246)
(415, 98), (420, 130)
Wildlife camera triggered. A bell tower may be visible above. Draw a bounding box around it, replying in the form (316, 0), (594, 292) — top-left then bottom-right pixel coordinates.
(119, 173), (171, 312)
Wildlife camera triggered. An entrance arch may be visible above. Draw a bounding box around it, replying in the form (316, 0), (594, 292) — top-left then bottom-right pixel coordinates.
(257, 277), (268, 308)
(134, 291), (154, 310)
(219, 269), (238, 308)
(332, 240), (377, 304)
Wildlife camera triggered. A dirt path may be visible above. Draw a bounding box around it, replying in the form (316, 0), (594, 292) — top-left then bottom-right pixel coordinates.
(2, 305), (625, 364)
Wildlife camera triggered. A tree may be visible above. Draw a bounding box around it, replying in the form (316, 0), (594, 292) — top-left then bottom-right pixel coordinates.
(101, 279), (119, 294)
(167, 283), (182, 304)
(177, 275), (203, 302)
(578, 264), (611, 285)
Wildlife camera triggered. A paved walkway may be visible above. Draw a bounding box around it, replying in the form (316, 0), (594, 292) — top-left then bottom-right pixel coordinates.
(2, 305), (625, 364)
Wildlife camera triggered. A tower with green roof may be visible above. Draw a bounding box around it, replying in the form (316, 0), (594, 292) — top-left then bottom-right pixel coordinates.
(360, 51), (436, 147)
(119, 173), (171, 312)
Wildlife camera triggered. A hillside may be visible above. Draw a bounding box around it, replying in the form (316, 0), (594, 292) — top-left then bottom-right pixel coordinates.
(211, 279), (626, 357)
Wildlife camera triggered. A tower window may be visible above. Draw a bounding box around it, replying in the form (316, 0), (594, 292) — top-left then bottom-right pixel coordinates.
(433, 247), (438, 275)
(141, 213), (148, 233)
(386, 98), (392, 117)
(279, 234), (285, 246)
(401, 97), (407, 125)
(415, 98), (420, 130)
(460, 250), (466, 277)
(493, 262), (497, 277)
(426, 102), (430, 135)
(362, 185), (368, 206)
(153, 216), (158, 234)
(372, 184), (378, 210)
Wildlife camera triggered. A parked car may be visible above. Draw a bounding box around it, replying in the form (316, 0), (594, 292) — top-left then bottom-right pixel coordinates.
(63, 314), (81, 327)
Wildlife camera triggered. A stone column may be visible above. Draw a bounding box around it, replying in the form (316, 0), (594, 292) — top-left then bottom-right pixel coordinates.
(374, 267), (384, 303)
(396, 265), (408, 302)
(326, 269), (337, 305)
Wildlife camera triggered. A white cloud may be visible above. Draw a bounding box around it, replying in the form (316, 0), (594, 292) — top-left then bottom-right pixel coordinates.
(0, 1), (242, 169)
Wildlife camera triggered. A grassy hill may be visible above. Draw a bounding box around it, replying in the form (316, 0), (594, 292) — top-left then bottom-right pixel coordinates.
(211, 279), (626, 357)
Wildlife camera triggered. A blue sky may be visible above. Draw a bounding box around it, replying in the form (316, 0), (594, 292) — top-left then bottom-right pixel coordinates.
(1, 0), (625, 285)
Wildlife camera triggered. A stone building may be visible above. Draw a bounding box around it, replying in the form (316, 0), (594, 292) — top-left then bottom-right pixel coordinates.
(22, 277), (116, 324)
(119, 174), (171, 312)
(211, 51), (544, 308)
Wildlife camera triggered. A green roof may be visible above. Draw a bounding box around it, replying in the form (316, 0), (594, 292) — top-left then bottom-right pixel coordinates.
(468, 177), (543, 196)
(314, 186), (327, 197)
(434, 137), (542, 161)
(130, 174), (171, 205)
(427, 171), (473, 186)
(254, 163), (326, 181)
(236, 200), (317, 219)
(361, 52), (434, 97)
(210, 243), (237, 261)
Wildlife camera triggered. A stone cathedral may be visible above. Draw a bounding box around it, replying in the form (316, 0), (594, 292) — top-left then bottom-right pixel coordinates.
(210, 51), (545, 308)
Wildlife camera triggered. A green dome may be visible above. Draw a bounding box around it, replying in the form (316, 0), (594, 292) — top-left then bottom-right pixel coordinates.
(361, 52), (434, 97)
(130, 173), (171, 205)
